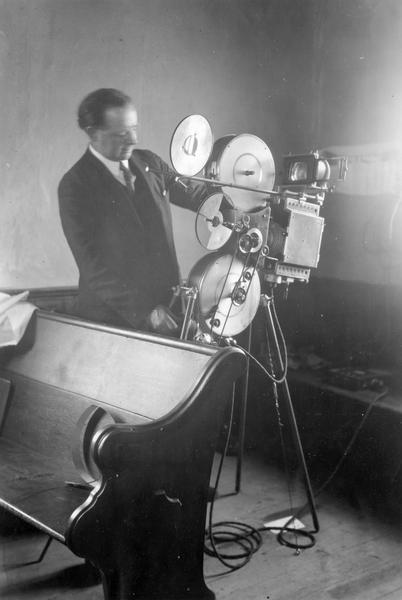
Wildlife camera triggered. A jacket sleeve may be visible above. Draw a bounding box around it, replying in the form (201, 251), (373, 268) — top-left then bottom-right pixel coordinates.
(143, 150), (212, 212)
(58, 173), (149, 327)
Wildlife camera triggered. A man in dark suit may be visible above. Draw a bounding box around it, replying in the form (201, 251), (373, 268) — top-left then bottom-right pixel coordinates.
(59, 88), (209, 332)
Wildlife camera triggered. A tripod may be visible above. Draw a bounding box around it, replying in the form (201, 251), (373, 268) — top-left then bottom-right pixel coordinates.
(177, 279), (319, 532)
(233, 289), (319, 533)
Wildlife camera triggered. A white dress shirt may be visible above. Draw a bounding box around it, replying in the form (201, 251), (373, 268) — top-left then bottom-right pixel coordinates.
(89, 145), (135, 188)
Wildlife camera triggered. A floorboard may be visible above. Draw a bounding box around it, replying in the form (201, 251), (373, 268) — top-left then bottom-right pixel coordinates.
(1, 451), (401, 600)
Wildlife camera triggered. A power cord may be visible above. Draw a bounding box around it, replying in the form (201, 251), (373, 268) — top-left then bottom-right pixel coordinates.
(204, 389), (263, 574)
(241, 348), (388, 552)
(310, 385), (389, 498)
(205, 292), (389, 568)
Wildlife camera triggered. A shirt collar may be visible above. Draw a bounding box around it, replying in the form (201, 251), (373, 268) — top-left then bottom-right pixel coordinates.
(89, 144), (129, 178)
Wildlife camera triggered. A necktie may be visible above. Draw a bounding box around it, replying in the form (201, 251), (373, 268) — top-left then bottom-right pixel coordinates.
(119, 161), (146, 227)
(119, 161), (136, 194)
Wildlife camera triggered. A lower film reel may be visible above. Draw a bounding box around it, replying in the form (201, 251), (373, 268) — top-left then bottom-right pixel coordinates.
(189, 253), (261, 337)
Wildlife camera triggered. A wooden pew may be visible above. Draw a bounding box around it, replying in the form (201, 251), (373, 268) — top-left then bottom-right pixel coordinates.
(0, 311), (245, 600)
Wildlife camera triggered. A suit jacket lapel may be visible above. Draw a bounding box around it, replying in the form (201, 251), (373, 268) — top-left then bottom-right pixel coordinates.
(129, 151), (180, 263)
(129, 151), (173, 240)
(129, 152), (163, 212)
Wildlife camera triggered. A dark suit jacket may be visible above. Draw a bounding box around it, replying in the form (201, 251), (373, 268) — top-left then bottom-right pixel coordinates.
(58, 148), (208, 329)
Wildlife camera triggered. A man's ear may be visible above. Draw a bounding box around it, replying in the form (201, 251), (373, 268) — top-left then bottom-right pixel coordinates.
(85, 126), (97, 141)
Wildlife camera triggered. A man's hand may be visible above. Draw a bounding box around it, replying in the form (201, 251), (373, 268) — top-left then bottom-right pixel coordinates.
(146, 305), (179, 336)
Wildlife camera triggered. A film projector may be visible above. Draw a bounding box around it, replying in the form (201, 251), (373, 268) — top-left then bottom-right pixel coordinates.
(170, 114), (346, 343)
(170, 115), (346, 509)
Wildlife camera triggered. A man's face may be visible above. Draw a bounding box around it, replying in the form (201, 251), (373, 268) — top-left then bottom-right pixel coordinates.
(91, 104), (138, 161)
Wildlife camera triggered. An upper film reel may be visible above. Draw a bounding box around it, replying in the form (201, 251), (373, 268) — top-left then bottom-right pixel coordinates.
(205, 134), (276, 212)
(170, 114), (214, 177)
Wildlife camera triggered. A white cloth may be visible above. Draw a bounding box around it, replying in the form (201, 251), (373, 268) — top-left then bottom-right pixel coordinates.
(0, 292), (37, 347)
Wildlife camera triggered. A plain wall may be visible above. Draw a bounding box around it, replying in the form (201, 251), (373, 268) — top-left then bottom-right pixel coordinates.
(0, 0), (316, 289)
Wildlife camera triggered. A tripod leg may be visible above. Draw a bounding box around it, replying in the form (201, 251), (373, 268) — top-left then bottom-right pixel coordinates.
(262, 294), (319, 532)
(235, 324), (252, 493)
(180, 287), (198, 340)
(279, 378), (320, 531)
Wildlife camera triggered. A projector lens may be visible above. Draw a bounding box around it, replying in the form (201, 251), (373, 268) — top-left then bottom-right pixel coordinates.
(289, 161), (308, 181)
(315, 159), (331, 181)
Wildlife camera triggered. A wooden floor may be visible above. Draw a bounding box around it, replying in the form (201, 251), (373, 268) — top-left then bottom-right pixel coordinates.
(1, 451), (402, 600)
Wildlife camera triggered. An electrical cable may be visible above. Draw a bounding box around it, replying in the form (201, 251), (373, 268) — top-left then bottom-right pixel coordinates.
(207, 285), (389, 562)
(266, 384), (389, 552)
(235, 351), (387, 551)
(204, 388), (263, 574)
(206, 290), (317, 566)
(261, 292), (318, 549)
(204, 252), (389, 565)
(312, 385), (389, 498)
(268, 293), (289, 378)
(263, 318), (301, 550)
(229, 292), (288, 384)
(243, 342), (388, 552)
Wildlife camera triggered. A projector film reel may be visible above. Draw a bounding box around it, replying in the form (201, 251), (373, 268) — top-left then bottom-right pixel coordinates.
(169, 115), (277, 339)
(188, 253), (261, 337)
(205, 134), (276, 212)
(195, 192), (236, 251)
(170, 114), (214, 177)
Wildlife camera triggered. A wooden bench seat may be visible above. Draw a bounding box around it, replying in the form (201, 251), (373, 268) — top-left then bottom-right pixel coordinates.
(0, 311), (245, 600)
(0, 436), (88, 542)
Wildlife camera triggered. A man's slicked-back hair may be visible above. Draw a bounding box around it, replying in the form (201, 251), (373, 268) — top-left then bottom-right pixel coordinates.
(77, 88), (134, 130)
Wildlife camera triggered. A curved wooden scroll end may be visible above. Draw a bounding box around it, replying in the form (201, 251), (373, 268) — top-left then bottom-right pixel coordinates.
(71, 405), (116, 485)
